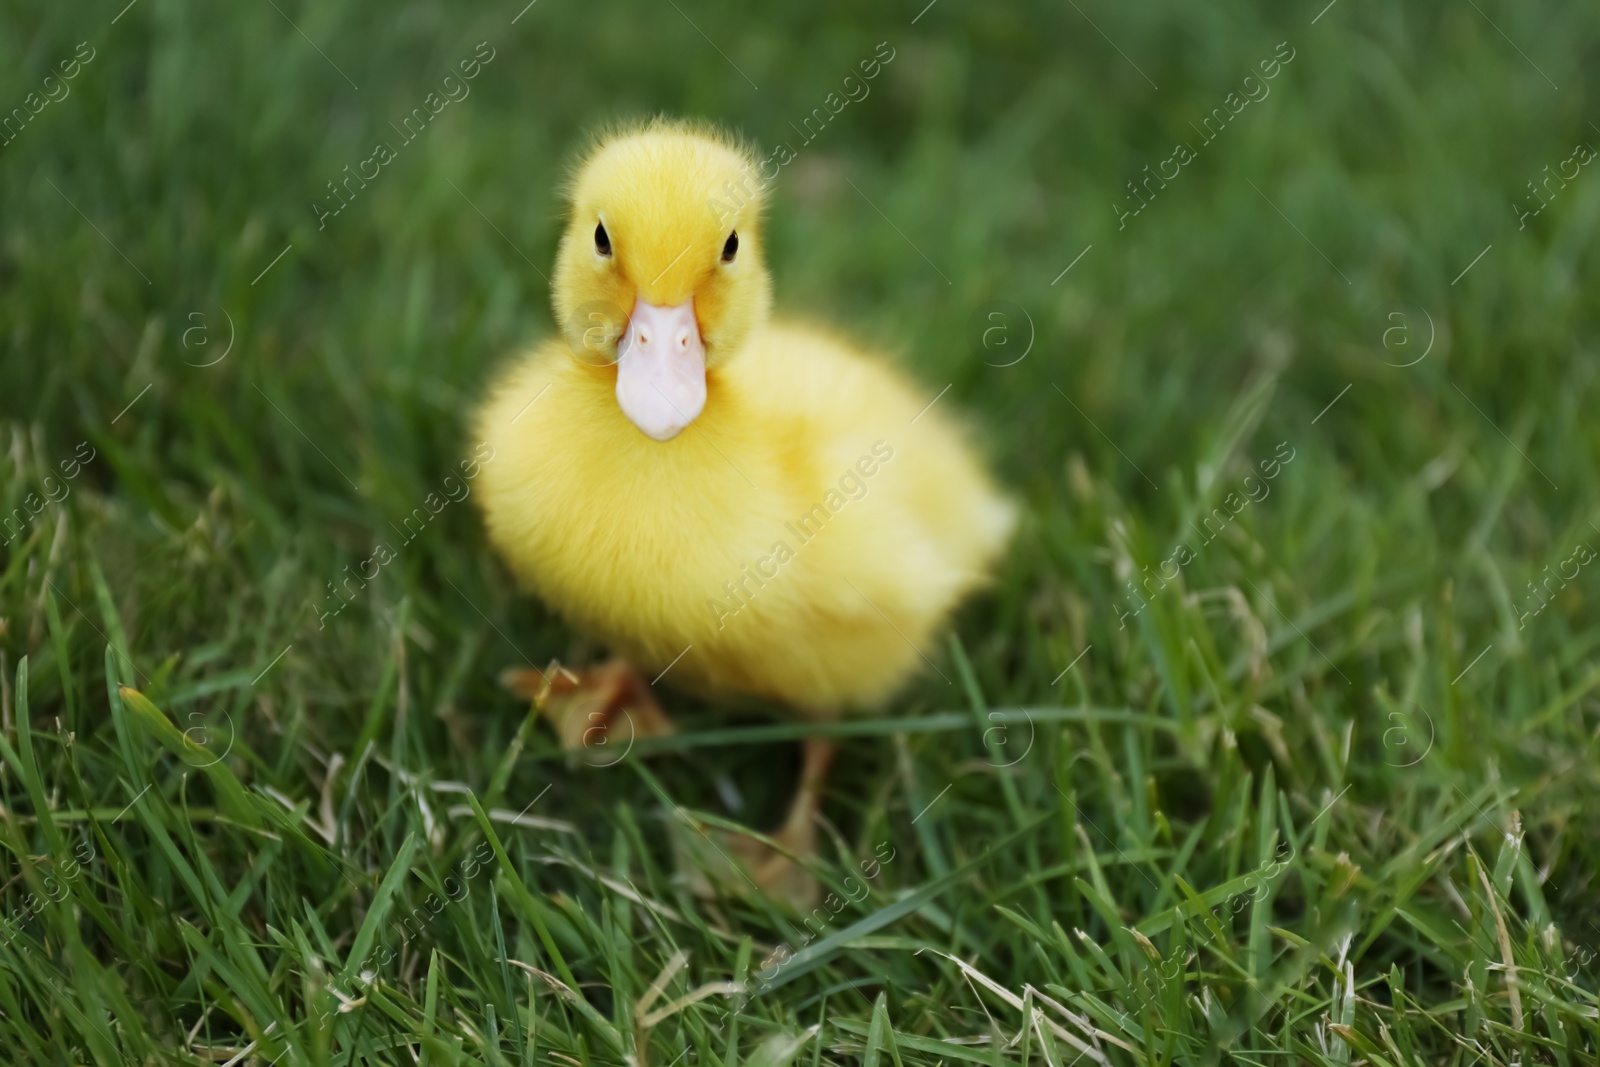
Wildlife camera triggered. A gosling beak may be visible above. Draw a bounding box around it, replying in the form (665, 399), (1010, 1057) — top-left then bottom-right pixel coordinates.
(615, 296), (706, 441)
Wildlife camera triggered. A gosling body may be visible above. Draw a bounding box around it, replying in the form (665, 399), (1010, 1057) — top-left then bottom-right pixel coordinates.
(474, 120), (1014, 719)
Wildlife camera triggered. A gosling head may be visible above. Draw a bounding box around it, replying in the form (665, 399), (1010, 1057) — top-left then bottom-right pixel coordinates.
(553, 120), (773, 441)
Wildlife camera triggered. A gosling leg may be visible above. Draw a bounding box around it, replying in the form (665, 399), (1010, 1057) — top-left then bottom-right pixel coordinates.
(727, 737), (835, 908)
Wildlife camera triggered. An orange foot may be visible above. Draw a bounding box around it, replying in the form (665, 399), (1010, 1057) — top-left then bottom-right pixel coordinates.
(500, 659), (675, 754)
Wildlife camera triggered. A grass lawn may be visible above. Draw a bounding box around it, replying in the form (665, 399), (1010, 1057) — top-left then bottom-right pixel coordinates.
(3, 0), (1599, 1062)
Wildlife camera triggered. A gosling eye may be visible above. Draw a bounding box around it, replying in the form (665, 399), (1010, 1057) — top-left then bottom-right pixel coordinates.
(721, 231), (738, 263)
(594, 221), (612, 257)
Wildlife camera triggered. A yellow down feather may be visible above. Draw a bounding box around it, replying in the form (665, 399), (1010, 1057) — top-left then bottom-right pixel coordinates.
(473, 118), (1015, 717)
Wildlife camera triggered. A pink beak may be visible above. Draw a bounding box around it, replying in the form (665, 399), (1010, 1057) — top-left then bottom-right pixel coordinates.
(614, 296), (706, 441)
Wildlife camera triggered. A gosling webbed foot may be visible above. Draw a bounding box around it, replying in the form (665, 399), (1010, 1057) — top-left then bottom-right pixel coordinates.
(500, 659), (675, 752)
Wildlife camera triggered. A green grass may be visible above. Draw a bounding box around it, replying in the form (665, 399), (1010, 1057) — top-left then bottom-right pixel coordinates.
(3, 0), (1600, 1062)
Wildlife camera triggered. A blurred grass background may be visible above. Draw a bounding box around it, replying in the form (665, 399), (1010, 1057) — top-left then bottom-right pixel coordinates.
(3, 0), (1600, 1062)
